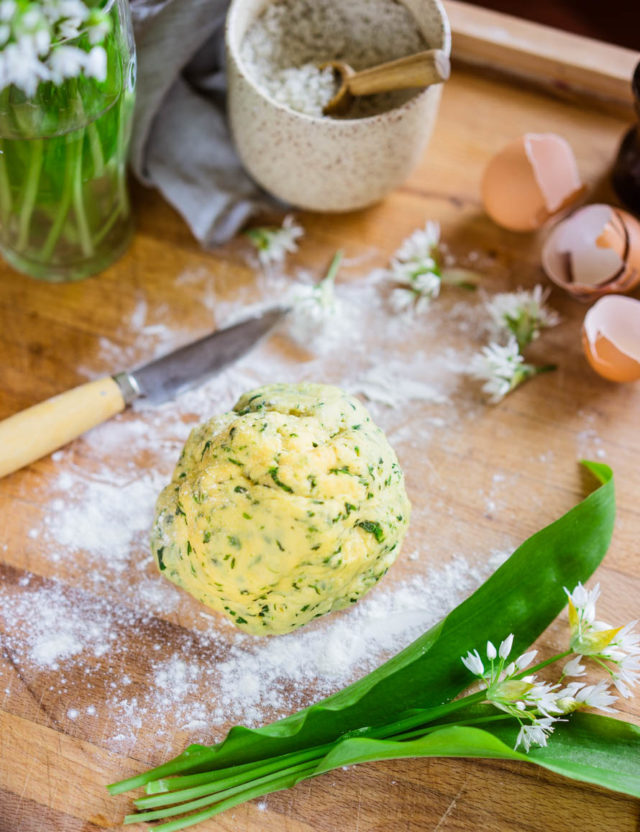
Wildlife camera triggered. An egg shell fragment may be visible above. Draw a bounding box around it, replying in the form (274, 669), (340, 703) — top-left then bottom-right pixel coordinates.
(542, 204), (640, 301)
(481, 133), (584, 232)
(582, 295), (640, 382)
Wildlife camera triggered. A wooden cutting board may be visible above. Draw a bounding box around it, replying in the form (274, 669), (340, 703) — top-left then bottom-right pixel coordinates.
(1, 4), (639, 831)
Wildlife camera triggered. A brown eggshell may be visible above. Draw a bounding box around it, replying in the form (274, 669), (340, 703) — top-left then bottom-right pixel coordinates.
(542, 204), (640, 301)
(582, 295), (640, 382)
(481, 133), (584, 232)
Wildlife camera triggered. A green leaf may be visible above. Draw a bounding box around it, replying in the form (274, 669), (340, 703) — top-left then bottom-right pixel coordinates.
(306, 712), (640, 800)
(491, 712), (640, 797)
(109, 462), (614, 794)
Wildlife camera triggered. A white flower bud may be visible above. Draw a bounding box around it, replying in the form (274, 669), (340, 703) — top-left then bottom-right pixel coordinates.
(499, 634), (514, 659)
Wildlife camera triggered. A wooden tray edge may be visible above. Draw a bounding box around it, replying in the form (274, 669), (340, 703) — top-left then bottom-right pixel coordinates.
(446, 0), (640, 115)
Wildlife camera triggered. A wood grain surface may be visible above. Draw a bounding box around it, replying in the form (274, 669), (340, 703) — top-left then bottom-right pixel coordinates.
(1, 15), (640, 832)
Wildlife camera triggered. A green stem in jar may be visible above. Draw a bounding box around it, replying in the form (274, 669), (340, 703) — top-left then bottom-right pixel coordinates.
(90, 200), (123, 248)
(16, 137), (44, 252)
(71, 128), (94, 258)
(87, 120), (105, 178)
(39, 134), (76, 262)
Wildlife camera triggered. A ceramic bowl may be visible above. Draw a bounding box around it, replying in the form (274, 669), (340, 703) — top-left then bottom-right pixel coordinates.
(226, 0), (451, 212)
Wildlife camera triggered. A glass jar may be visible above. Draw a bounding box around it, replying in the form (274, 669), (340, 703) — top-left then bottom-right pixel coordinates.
(0, 0), (136, 282)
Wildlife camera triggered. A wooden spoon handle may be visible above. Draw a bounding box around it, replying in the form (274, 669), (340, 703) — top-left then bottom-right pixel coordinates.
(0, 376), (126, 478)
(349, 49), (450, 96)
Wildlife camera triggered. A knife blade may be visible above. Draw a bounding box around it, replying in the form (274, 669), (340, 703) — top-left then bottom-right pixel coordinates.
(114, 306), (285, 406)
(0, 307), (285, 479)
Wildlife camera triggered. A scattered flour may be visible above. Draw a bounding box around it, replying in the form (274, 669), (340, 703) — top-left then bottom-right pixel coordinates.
(45, 467), (166, 573)
(4, 584), (118, 670)
(0, 550), (508, 750)
(1, 238), (526, 759)
(350, 363), (452, 407)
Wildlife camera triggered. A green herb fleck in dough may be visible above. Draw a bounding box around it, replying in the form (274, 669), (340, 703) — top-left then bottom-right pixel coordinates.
(269, 466), (294, 493)
(156, 547), (166, 571)
(356, 520), (385, 542)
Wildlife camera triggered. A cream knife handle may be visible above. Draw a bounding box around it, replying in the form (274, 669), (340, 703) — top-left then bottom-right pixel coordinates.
(0, 376), (128, 479)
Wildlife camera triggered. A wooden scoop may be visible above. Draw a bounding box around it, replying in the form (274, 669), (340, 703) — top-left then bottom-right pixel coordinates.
(321, 49), (450, 116)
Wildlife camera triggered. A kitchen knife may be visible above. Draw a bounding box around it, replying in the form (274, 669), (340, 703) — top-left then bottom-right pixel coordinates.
(0, 307), (285, 479)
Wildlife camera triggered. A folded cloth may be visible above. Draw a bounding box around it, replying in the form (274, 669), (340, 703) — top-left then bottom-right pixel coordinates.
(130, 0), (271, 247)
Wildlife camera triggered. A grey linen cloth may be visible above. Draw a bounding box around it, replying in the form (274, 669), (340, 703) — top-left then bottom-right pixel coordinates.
(130, 0), (270, 246)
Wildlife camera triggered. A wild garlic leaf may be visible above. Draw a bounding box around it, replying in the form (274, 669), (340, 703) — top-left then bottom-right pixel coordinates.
(304, 712), (640, 799)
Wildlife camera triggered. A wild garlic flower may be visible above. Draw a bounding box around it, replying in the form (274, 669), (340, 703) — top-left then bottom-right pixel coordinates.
(387, 221), (442, 312)
(556, 680), (618, 715)
(389, 274), (439, 314)
(386, 222), (477, 312)
(459, 587), (637, 754)
(0, 0), (111, 96)
(461, 637), (548, 718)
(515, 718), (557, 753)
(469, 337), (547, 403)
(611, 652), (640, 699)
(461, 635), (565, 749)
(566, 582), (600, 630)
(562, 655), (586, 678)
(286, 251), (343, 350)
(486, 285), (560, 350)
(564, 582), (640, 697)
(573, 680), (618, 712)
(245, 215), (304, 267)
(394, 220), (440, 263)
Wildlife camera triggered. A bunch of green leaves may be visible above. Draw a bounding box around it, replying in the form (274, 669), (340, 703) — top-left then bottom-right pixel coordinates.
(109, 462), (640, 831)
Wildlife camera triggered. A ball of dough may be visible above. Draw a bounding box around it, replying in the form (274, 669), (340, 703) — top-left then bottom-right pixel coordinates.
(151, 382), (411, 635)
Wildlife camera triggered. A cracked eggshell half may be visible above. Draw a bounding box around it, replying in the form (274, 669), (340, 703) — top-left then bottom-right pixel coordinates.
(582, 295), (640, 382)
(481, 133), (585, 232)
(542, 204), (640, 301)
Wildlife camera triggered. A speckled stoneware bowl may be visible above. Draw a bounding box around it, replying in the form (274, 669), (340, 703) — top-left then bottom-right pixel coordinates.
(226, 0), (451, 212)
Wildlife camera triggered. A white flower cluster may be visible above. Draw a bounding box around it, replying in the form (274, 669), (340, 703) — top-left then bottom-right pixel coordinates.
(387, 221), (443, 313)
(380, 223), (557, 403)
(462, 633), (614, 752)
(470, 285), (559, 404)
(460, 585), (639, 753)
(564, 583), (640, 698)
(287, 250), (343, 351)
(469, 337), (540, 404)
(486, 285), (560, 350)
(245, 215), (304, 267)
(0, 0), (110, 96)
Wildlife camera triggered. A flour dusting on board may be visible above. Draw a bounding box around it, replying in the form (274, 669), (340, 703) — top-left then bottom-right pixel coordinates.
(1, 551), (508, 751)
(0, 241), (521, 761)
